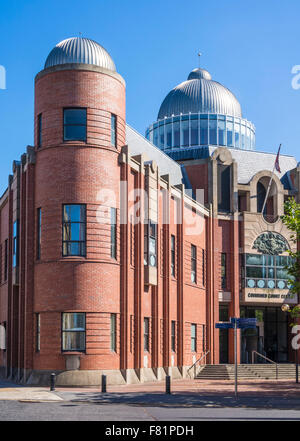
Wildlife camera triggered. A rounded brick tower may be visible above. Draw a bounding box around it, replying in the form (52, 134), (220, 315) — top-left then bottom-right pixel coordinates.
(33, 37), (126, 384)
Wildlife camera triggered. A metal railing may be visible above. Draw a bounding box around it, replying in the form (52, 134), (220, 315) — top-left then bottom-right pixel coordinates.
(187, 350), (210, 379)
(252, 350), (278, 380)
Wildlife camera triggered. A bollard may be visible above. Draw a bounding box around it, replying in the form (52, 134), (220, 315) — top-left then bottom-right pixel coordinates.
(50, 373), (56, 391)
(101, 374), (107, 393)
(165, 375), (171, 394)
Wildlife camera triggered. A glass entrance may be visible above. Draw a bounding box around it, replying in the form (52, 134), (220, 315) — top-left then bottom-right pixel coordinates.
(240, 306), (289, 363)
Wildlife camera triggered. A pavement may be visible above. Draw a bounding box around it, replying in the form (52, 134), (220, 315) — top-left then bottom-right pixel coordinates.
(1, 377), (300, 408)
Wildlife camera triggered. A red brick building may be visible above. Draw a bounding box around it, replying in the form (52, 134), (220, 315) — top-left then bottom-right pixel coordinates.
(0, 37), (299, 385)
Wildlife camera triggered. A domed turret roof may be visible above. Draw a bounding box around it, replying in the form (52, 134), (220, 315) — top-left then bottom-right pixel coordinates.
(44, 37), (116, 71)
(158, 68), (242, 119)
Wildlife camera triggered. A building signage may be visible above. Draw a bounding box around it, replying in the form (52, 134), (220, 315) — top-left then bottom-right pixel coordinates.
(245, 292), (297, 304)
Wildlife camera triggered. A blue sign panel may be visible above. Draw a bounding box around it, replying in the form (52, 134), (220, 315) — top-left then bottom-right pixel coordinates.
(215, 323), (234, 329)
(216, 318), (257, 330)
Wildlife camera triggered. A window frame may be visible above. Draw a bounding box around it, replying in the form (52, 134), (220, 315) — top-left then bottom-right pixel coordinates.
(37, 113), (42, 148)
(4, 239), (8, 281)
(221, 253), (227, 290)
(61, 312), (86, 353)
(191, 244), (197, 284)
(36, 313), (40, 352)
(144, 317), (150, 352)
(13, 220), (19, 268)
(110, 313), (117, 352)
(171, 235), (176, 277)
(62, 204), (87, 258)
(63, 107), (87, 143)
(171, 320), (176, 353)
(37, 208), (42, 260)
(110, 208), (117, 260)
(111, 113), (117, 148)
(191, 323), (197, 353)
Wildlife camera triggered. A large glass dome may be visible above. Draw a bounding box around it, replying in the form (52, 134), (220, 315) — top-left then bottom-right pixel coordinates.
(146, 68), (255, 152)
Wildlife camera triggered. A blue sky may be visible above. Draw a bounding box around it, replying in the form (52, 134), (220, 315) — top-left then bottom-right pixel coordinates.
(0, 0), (299, 193)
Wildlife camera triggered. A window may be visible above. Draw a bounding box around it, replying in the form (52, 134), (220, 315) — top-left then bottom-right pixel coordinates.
(171, 235), (176, 277)
(202, 249), (206, 286)
(37, 208), (42, 260)
(245, 253), (293, 290)
(62, 205), (86, 257)
(111, 114), (117, 147)
(0, 322), (6, 351)
(4, 239), (8, 281)
(191, 245), (197, 284)
(111, 208), (117, 259)
(221, 253), (227, 290)
(144, 318), (150, 352)
(209, 119), (217, 145)
(37, 114), (42, 148)
(36, 314), (40, 352)
(110, 314), (117, 352)
(218, 164), (231, 213)
(171, 321), (176, 352)
(144, 222), (157, 267)
(13, 220), (19, 268)
(191, 324), (197, 352)
(62, 313), (86, 352)
(63, 108), (87, 142)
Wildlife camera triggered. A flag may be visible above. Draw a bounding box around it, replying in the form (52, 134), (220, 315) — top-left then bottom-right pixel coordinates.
(275, 144), (281, 173)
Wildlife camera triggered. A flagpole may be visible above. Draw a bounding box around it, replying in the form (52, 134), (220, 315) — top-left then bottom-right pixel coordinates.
(261, 144), (281, 215)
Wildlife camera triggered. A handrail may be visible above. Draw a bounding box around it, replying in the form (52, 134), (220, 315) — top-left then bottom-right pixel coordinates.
(252, 350), (278, 380)
(187, 350), (210, 378)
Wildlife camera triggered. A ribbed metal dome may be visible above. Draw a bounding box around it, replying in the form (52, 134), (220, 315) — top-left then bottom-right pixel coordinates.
(44, 37), (116, 71)
(158, 69), (242, 119)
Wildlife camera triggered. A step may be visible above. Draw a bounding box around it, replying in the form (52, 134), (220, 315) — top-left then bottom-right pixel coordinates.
(196, 364), (297, 380)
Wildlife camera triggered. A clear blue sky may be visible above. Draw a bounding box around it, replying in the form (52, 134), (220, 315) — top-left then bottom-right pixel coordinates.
(0, 0), (299, 193)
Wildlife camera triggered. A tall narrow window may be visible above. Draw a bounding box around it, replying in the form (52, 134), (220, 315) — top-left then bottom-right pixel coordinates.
(111, 208), (117, 259)
(36, 314), (40, 352)
(144, 222), (157, 267)
(202, 249), (206, 286)
(111, 114), (117, 147)
(171, 321), (176, 352)
(191, 324), (197, 352)
(13, 220), (19, 268)
(62, 205), (86, 257)
(144, 318), (150, 352)
(191, 245), (197, 284)
(171, 235), (176, 277)
(62, 313), (86, 352)
(221, 253), (227, 290)
(37, 114), (42, 148)
(0, 322), (6, 351)
(110, 314), (117, 352)
(218, 164), (231, 213)
(63, 108), (87, 142)
(4, 239), (8, 281)
(37, 208), (42, 260)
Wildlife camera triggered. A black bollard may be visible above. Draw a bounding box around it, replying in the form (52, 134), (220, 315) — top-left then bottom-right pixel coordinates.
(165, 375), (171, 394)
(101, 374), (107, 393)
(50, 373), (56, 391)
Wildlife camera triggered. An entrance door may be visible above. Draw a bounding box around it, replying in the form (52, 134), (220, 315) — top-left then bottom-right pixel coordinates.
(219, 329), (228, 364)
(264, 307), (288, 362)
(241, 306), (289, 363)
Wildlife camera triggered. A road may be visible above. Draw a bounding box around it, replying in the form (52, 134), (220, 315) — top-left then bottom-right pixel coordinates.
(1, 399), (300, 421)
